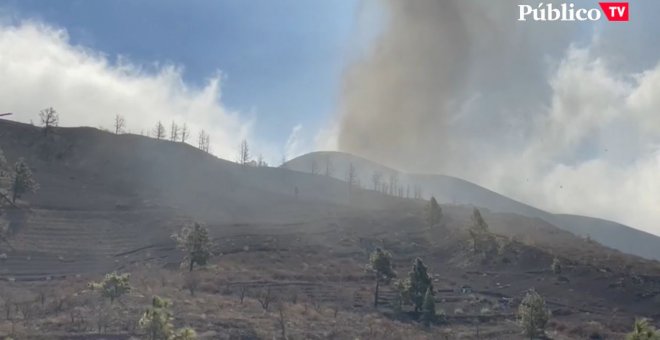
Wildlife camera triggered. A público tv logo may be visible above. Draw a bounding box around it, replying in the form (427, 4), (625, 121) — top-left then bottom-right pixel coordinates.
(518, 2), (629, 21)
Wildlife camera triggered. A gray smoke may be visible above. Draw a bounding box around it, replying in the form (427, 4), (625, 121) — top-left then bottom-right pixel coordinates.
(337, 0), (575, 174)
(335, 0), (660, 234)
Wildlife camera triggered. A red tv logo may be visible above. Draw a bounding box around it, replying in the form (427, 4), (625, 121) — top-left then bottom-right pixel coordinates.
(599, 2), (629, 21)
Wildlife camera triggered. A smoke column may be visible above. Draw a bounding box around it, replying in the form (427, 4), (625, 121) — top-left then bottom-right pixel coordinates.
(337, 0), (575, 174)
(335, 0), (660, 234)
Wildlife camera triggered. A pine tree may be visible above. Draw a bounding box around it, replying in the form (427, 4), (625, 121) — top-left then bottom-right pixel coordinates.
(172, 223), (212, 271)
(471, 208), (488, 233)
(551, 258), (562, 275)
(139, 296), (174, 340)
(171, 327), (198, 340)
(406, 257), (433, 312)
(425, 196), (442, 226)
(0, 148), (8, 193)
(0, 148), (12, 207)
(89, 272), (131, 304)
(518, 289), (549, 339)
(11, 158), (38, 203)
(626, 319), (660, 340)
(469, 208), (489, 253)
(421, 286), (436, 327)
(0, 147), (8, 176)
(368, 247), (396, 308)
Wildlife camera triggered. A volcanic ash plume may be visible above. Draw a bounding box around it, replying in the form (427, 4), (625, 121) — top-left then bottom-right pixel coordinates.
(337, 0), (573, 174)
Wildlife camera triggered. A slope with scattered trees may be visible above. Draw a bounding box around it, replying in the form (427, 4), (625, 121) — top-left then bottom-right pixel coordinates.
(0, 120), (657, 338)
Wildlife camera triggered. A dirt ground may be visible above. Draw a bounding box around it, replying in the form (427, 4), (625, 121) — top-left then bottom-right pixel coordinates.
(1, 203), (658, 339)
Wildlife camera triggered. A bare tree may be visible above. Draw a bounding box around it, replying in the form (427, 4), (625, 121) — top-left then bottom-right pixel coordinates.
(276, 302), (288, 340)
(310, 160), (319, 175)
(11, 158), (39, 203)
(324, 156), (334, 177)
(256, 287), (273, 311)
(346, 163), (358, 203)
(197, 130), (205, 149)
(346, 163), (357, 187)
(16, 300), (37, 328)
(39, 107), (59, 135)
(183, 272), (200, 296)
(180, 123), (189, 143)
(114, 114), (125, 134)
(198, 130), (210, 152)
(93, 303), (117, 334)
(307, 292), (323, 313)
(204, 134), (211, 153)
(372, 171), (382, 191)
(257, 154), (267, 167)
(169, 121), (179, 141)
(0, 288), (13, 320)
(153, 121), (166, 140)
(414, 185), (423, 200)
(239, 286), (248, 304)
(239, 140), (250, 165)
(388, 173), (399, 196)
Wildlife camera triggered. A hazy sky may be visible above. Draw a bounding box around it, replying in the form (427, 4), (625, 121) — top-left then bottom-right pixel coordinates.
(1, 0), (660, 235)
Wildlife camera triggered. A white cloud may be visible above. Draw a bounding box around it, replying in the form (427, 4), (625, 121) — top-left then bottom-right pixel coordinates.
(0, 21), (254, 160)
(481, 47), (660, 235)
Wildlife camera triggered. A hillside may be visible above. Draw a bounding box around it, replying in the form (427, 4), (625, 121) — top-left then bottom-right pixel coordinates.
(285, 151), (660, 261)
(0, 121), (659, 338)
(0, 120), (411, 280)
(0, 121), (409, 218)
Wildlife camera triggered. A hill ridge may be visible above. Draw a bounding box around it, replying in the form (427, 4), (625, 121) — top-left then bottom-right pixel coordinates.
(286, 151), (660, 260)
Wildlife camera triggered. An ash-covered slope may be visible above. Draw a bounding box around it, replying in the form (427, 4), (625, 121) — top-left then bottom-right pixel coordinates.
(0, 120), (408, 280)
(286, 151), (660, 261)
(0, 120), (404, 222)
(1, 119), (656, 284)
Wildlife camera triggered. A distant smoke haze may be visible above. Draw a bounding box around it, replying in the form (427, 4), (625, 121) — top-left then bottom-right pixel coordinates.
(336, 0), (660, 235)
